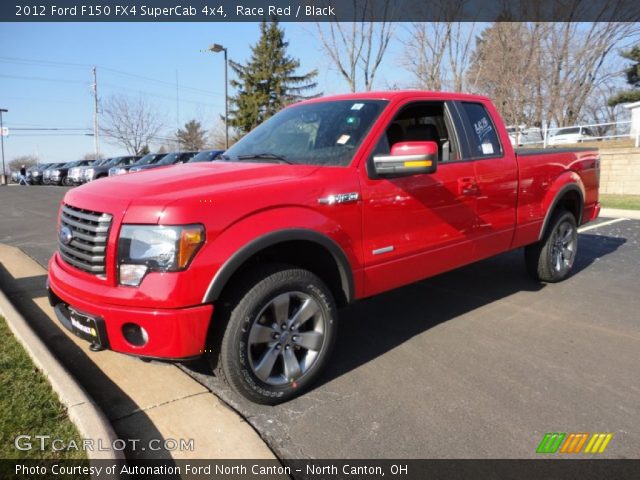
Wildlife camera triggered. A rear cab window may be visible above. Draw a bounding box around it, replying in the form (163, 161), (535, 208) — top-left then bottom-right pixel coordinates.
(458, 102), (502, 159)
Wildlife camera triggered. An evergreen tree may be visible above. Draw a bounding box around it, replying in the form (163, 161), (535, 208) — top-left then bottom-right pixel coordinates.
(609, 45), (640, 106)
(176, 119), (207, 150)
(228, 19), (318, 135)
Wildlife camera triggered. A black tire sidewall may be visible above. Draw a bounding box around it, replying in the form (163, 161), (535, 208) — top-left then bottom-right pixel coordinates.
(542, 211), (578, 282)
(221, 268), (337, 404)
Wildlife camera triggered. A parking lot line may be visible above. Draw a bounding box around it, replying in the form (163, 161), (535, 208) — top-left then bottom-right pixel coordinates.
(578, 218), (628, 233)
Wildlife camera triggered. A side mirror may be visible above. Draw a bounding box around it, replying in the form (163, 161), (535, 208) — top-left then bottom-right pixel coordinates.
(372, 141), (438, 177)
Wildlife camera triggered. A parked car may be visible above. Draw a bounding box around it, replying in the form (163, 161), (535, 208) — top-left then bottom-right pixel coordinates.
(109, 153), (167, 176)
(28, 163), (55, 185)
(187, 150), (225, 163)
(48, 91), (601, 405)
(82, 156), (140, 183)
(10, 170), (19, 183)
(548, 127), (596, 145)
(42, 163), (68, 185)
(68, 159), (104, 185)
(129, 151), (196, 172)
(45, 160), (95, 186)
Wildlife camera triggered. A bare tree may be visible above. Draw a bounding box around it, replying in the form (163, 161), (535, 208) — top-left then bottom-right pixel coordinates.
(82, 152), (104, 161)
(542, 22), (639, 126)
(315, 0), (394, 92)
(100, 94), (164, 155)
(468, 22), (639, 130)
(9, 155), (38, 172)
(401, 22), (478, 92)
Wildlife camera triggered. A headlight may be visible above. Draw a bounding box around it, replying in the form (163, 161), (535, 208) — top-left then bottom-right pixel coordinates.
(117, 225), (205, 286)
(84, 168), (95, 178)
(51, 169), (61, 176)
(32, 171), (41, 177)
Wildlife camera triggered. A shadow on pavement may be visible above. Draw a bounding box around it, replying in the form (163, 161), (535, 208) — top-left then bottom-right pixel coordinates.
(185, 232), (627, 394)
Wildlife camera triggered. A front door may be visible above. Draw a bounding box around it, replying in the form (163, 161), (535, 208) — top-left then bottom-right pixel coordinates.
(360, 101), (480, 297)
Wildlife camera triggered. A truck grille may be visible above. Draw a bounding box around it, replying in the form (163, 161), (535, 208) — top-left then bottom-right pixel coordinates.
(58, 204), (112, 276)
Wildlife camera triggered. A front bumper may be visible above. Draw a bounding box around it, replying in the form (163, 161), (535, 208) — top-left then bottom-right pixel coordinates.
(47, 254), (213, 360)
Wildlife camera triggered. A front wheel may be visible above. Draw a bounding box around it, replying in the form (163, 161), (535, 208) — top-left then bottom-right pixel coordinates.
(214, 266), (337, 405)
(525, 209), (578, 282)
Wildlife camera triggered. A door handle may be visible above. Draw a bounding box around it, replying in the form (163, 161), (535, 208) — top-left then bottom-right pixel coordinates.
(458, 177), (479, 196)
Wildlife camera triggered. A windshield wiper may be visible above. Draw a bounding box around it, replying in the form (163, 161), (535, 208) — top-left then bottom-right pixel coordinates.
(236, 153), (293, 164)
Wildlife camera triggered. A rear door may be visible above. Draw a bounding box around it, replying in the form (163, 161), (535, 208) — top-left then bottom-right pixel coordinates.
(453, 101), (518, 259)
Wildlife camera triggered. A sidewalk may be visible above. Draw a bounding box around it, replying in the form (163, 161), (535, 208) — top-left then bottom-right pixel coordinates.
(0, 243), (276, 460)
(600, 207), (640, 220)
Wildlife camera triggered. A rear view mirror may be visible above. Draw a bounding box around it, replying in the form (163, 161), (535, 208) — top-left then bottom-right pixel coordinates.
(373, 141), (438, 177)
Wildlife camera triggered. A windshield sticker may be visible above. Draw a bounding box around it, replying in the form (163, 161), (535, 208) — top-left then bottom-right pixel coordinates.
(481, 143), (494, 155)
(351, 103), (364, 111)
(337, 134), (351, 145)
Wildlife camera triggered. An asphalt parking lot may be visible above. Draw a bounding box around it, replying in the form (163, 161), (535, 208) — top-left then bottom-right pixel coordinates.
(1, 185), (639, 459)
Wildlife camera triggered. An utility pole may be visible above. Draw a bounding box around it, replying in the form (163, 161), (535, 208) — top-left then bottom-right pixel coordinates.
(0, 108), (7, 185)
(92, 67), (100, 159)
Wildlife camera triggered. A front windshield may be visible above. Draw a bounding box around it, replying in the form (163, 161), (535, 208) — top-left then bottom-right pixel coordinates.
(189, 150), (221, 163)
(157, 153), (180, 165)
(135, 153), (165, 166)
(224, 100), (388, 167)
(62, 160), (82, 168)
(105, 157), (127, 167)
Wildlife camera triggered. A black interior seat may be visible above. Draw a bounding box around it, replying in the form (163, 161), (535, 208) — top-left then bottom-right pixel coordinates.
(405, 124), (442, 159)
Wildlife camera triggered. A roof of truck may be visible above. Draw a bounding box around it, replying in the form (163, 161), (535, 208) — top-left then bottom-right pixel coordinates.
(298, 90), (490, 105)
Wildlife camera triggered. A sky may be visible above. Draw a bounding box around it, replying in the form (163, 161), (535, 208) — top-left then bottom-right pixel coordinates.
(0, 22), (408, 164)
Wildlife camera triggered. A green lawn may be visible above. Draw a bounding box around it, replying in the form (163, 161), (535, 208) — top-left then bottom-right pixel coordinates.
(0, 317), (86, 460)
(600, 194), (640, 211)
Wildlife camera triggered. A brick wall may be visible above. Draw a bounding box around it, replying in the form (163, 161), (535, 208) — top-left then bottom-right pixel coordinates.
(598, 148), (640, 195)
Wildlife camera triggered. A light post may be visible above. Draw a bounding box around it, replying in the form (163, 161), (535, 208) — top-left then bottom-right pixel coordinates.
(0, 108), (7, 185)
(208, 43), (229, 149)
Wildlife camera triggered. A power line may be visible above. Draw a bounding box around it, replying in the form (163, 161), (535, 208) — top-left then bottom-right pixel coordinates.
(0, 56), (223, 97)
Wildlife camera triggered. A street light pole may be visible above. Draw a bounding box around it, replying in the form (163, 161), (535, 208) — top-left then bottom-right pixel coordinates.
(0, 108), (7, 185)
(208, 43), (229, 149)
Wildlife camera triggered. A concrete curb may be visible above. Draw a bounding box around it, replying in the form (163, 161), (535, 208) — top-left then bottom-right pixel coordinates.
(600, 207), (640, 220)
(0, 284), (124, 468)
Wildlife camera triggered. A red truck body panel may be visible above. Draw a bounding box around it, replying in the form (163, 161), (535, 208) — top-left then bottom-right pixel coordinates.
(47, 91), (599, 359)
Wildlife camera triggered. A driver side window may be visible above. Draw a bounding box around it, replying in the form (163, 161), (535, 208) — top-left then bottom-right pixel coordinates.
(372, 102), (459, 163)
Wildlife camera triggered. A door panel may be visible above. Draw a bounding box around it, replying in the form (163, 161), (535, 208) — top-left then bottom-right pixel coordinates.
(361, 162), (478, 297)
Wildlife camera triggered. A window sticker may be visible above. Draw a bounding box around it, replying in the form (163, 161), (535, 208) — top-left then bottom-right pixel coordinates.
(473, 116), (493, 140)
(481, 142), (494, 155)
(351, 103), (364, 111)
(337, 134), (351, 144)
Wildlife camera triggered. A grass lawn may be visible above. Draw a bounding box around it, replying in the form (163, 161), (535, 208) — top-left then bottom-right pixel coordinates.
(600, 194), (640, 211)
(0, 316), (86, 460)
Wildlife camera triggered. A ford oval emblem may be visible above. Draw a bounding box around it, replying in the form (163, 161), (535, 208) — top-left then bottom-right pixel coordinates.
(59, 226), (73, 245)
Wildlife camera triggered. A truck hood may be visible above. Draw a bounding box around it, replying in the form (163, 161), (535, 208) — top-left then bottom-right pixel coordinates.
(66, 161), (318, 218)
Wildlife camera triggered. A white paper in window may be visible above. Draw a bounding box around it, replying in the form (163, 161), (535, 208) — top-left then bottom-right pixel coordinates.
(481, 143), (494, 155)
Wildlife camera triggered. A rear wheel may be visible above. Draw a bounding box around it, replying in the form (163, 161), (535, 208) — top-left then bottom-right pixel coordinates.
(213, 265), (337, 404)
(525, 209), (578, 282)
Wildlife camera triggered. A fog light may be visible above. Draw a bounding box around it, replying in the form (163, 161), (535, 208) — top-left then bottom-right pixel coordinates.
(119, 264), (148, 286)
(122, 323), (148, 347)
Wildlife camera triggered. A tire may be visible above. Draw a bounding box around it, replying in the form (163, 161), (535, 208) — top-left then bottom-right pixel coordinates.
(62, 176), (71, 186)
(213, 265), (337, 405)
(525, 209), (578, 283)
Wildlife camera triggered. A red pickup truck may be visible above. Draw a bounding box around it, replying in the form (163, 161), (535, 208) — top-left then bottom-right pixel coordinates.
(48, 91), (600, 404)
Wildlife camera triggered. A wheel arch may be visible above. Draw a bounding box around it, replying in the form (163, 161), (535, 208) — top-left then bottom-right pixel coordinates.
(538, 180), (584, 241)
(202, 229), (355, 307)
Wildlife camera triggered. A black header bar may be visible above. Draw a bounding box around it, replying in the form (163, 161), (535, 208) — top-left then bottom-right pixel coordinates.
(3, 0), (640, 22)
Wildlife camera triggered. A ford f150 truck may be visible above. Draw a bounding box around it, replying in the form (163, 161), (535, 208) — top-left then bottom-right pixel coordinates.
(48, 91), (600, 404)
